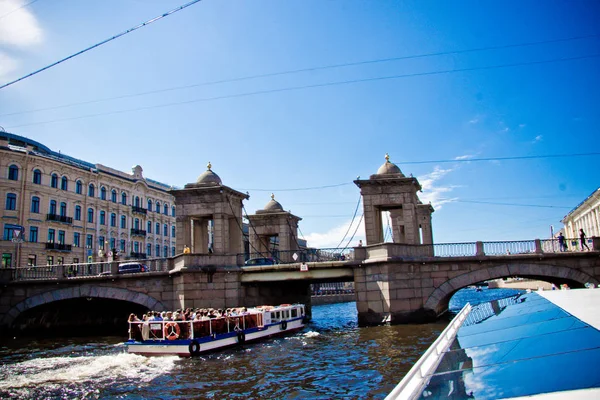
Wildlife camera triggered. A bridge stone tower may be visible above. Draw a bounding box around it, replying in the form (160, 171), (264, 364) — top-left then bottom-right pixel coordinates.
(171, 162), (249, 255)
(354, 154), (434, 245)
(247, 194), (302, 263)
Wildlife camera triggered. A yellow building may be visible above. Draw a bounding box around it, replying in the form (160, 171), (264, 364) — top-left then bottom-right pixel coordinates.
(1, 131), (176, 268)
(562, 187), (600, 239)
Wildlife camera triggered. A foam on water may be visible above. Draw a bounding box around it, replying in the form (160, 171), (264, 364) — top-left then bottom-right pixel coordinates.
(0, 352), (177, 390)
(303, 331), (320, 338)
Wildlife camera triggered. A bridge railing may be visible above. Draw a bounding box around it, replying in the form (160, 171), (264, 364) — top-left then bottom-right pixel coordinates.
(482, 240), (537, 255)
(12, 258), (171, 281)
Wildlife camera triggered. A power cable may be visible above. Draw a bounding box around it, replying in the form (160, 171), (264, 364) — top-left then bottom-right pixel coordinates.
(6, 53), (599, 128)
(224, 193), (262, 257)
(2, 33), (597, 116)
(0, 0), (204, 90)
(342, 214), (364, 252)
(335, 195), (362, 248)
(0, 0), (40, 20)
(399, 152), (600, 165)
(447, 200), (572, 209)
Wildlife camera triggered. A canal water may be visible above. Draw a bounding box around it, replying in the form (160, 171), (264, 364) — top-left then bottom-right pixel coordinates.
(0, 287), (522, 399)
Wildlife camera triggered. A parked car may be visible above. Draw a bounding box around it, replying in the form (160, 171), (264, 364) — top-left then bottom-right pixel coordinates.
(99, 262), (147, 275)
(244, 257), (275, 266)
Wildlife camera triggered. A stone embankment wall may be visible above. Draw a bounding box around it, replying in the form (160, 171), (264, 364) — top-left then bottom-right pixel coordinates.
(488, 279), (553, 290)
(312, 294), (355, 306)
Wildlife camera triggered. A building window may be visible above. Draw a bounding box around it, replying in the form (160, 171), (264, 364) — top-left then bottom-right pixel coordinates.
(148, 199), (152, 212)
(110, 213), (116, 227)
(110, 237), (116, 250)
(60, 202), (67, 216)
(100, 186), (107, 200)
(76, 180), (83, 194)
(120, 239), (126, 251)
(3, 227), (14, 241)
(120, 215), (127, 229)
(2, 253), (12, 268)
(74, 232), (80, 247)
(133, 242), (139, 253)
(49, 200), (57, 215)
(163, 246), (168, 257)
(156, 201), (160, 213)
(57, 256), (64, 265)
(29, 227), (38, 243)
(51, 173), (58, 188)
(171, 226), (175, 238)
(46, 256), (53, 266)
(28, 254), (37, 266)
(163, 224), (168, 236)
(134, 218), (140, 229)
(88, 184), (95, 197)
(121, 192), (127, 205)
(86, 234), (93, 249)
(5, 193), (17, 210)
(171, 246), (176, 257)
(8, 164), (19, 181)
(147, 221), (152, 233)
(48, 228), (56, 243)
(156, 223), (160, 235)
(163, 203), (168, 215)
(99, 236), (105, 250)
(111, 189), (117, 203)
(87, 208), (94, 223)
(100, 211), (106, 225)
(147, 243), (152, 256)
(58, 230), (65, 244)
(156, 244), (160, 256)
(31, 196), (40, 213)
(61, 176), (68, 191)
(172, 206), (176, 217)
(134, 196), (140, 207)
(33, 169), (42, 184)
(74, 205), (82, 221)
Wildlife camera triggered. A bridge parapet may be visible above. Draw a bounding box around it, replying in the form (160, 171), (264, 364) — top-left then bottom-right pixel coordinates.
(172, 253), (245, 270)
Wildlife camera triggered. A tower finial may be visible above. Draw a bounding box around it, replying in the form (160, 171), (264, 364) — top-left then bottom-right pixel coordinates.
(207, 161), (212, 170)
(385, 153), (390, 163)
(271, 193), (275, 200)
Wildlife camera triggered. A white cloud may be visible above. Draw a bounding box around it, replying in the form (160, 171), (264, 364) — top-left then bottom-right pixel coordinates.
(0, 0), (43, 80)
(468, 117), (480, 125)
(303, 218), (365, 249)
(454, 154), (475, 161)
(532, 135), (543, 144)
(418, 166), (460, 209)
(0, 0), (43, 47)
(518, 124), (526, 129)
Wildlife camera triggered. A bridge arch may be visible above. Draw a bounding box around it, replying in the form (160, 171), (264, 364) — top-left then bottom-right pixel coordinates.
(3, 285), (167, 326)
(424, 263), (599, 315)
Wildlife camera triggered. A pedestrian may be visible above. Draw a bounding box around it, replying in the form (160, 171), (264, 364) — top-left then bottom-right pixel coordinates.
(579, 229), (590, 251)
(557, 232), (567, 252)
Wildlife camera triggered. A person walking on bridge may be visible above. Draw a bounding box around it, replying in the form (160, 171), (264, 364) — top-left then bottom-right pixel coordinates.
(558, 232), (567, 252)
(579, 229), (590, 251)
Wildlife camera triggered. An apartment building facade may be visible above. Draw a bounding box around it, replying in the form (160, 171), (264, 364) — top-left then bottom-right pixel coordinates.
(1, 131), (176, 268)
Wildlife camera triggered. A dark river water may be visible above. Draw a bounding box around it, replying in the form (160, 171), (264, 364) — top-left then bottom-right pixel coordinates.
(0, 287), (522, 399)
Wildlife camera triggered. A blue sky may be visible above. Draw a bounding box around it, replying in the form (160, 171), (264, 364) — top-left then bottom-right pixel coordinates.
(1, 0), (599, 247)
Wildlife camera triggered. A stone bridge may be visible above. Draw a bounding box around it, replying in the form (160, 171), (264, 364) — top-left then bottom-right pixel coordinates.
(1, 238), (598, 333)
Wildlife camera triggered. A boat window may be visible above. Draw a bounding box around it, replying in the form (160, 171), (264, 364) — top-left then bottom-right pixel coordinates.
(291, 309), (298, 318)
(271, 312), (276, 321)
(275, 311), (281, 320)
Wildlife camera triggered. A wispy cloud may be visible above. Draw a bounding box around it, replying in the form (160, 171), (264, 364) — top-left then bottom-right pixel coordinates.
(0, 0), (44, 80)
(454, 154), (475, 161)
(418, 166), (460, 209)
(532, 135), (543, 144)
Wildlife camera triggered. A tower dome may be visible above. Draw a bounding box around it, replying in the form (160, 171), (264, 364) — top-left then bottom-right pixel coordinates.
(376, 153), (404, 177)
(196, 162), (222, 185)
(263, 193), (284, 212)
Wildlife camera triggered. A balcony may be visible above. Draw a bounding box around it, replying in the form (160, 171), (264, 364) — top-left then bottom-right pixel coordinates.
(130, 228), (147, 237)
(131, 206), (147, 215)
(130, 252), (146, 259)
(46, 214), (73, 224)
(45, 242), (72, 252)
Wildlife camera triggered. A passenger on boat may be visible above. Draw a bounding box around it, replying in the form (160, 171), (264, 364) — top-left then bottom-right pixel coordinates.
(128, 313), (139, 323)
(141, 314), (150, 340)
(154, 312), (163, 322)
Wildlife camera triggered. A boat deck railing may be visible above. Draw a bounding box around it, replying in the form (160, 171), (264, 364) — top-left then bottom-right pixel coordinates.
(129, 313), (264, 341)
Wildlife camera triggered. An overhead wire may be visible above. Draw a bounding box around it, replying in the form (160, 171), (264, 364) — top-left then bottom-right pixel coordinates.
(2, 33), (598, 116)
(335, 195), (362, 248)
(0, 0), (204, 90)
(0, 0), (40, 20)
(5, 53), (600, 128)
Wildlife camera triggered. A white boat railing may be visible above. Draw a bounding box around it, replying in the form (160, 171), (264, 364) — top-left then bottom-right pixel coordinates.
(385, 303), (472, 400)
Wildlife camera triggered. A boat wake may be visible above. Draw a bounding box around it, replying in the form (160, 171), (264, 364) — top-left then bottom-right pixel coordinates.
(303, 331), (320, 338)
(0, 352), (177, 391)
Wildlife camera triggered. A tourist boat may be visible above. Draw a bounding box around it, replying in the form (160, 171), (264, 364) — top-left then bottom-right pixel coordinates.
(126, 304), (306, 356)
